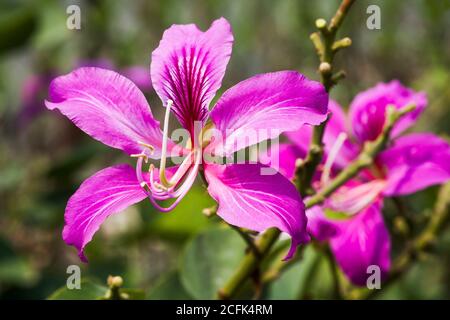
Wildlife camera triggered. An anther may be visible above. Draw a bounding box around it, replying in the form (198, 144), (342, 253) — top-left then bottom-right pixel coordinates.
(138, 141), (155, 153)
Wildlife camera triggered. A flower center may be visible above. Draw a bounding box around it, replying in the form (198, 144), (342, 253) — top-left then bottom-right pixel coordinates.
(131, 99), (201, 212)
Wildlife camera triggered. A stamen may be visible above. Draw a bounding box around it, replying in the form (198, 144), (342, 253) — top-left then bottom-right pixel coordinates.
(130, 153), (148, 162)
(132, 98), (201, 213)
(168, 150), (195, 185)
(146, 150), (201, 212)
(321, 132), (348, 185)
(159, 99), (174, 188)
(137, 141), (155, 152)
(329, 179), (386, 215)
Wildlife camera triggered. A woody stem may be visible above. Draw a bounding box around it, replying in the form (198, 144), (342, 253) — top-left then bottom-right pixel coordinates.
(218, 0), (360, 299)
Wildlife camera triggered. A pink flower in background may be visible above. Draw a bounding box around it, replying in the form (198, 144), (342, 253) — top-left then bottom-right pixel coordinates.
(270, 81), (450, 285)
(17, 73), (54, 128)
(45, 18), (329, 261)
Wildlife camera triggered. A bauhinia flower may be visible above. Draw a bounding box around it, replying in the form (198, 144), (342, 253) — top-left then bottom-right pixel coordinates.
(45, 18), (329, 262)
(269, 80), (450, 285)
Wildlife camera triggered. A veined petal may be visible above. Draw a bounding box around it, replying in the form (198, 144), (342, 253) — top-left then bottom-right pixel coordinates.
(305, 205), (339, 242)
(151, 17), (233, 130)
(379, 133), (450, 196)
(349, 80), (427, 142)
(63, 165), (147, 262)
(204, 163), (309, 260)
(45, 67), (168, 157)
(210, 71), (328, 155)
(259, 143), (305, 180)
(330, 201), (391, 286)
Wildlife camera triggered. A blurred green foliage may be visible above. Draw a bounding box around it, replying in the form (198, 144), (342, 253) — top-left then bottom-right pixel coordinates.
(0, 0), (449, 299)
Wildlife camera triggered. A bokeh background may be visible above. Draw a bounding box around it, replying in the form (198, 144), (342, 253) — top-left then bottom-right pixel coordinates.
(1, 0), (449, 299)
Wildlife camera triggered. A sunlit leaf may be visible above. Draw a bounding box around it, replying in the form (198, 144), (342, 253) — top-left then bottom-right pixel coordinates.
(180, 227), (247, 299)
(47, 279), (108, 300)
(147, 271), (192, 300)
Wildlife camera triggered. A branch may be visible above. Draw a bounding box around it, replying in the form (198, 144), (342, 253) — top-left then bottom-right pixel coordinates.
(296, 0), (356, 195)
(305, 104), (416, 209)
(217, 0), (358, 300)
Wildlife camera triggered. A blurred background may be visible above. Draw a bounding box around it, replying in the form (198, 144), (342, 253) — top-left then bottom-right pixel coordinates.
(0, 0), (449, 299)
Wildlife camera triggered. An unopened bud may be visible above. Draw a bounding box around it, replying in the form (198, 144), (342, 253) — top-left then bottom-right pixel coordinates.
(319, 62), (331, 74)
(107, 275), (123, 288)
(315, 18), (327, 30)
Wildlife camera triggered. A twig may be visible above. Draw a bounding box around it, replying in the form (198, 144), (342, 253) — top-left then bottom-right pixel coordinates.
(218, 0), (360, 300)
(296, 0), (356, 195)
(323, 244), (344, 299)
(304, 104), (416, 209)
(230, 225), (261, 259)
(217, 103), (416, 299)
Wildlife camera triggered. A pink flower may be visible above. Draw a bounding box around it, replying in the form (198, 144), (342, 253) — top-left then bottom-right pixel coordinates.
(45, 18), (329, 262)
(273, 81), (450, 285)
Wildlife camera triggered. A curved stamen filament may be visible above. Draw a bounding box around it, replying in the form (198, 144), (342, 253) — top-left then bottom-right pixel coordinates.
(146, 149), (201, 212)
(159, 99), (174, 188)
(321, 132), (348, 185)
(132, 98), (201, 212)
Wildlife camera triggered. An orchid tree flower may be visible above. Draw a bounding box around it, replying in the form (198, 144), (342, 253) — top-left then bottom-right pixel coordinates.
(269, 81), (450, 286)
(45, 18), (329, 262)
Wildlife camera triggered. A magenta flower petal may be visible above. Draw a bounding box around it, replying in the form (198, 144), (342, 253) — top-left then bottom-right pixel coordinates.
(210, 71), (328, 155)
(285, 124), (312, 156)
(63, 165), (147, 262)
(379, 133), (450, 196)
(204, 163), (309, 260)
(151, 17), (233, 130)
(330, 201), (391, 286)
(259, 143), (305, 180)
(349, 80), (427, 142)
(305, 206), (339, 242)
(45, 67), (167, 157)
(285, 100), (357, 170)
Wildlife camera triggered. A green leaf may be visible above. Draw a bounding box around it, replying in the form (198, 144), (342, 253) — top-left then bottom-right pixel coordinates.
(47, 279), (108, 300)
(266, 246), (320, 299)
(146, 186), (215, 239)
(147, 271), (192, 300)
(180, 227), (247, 299)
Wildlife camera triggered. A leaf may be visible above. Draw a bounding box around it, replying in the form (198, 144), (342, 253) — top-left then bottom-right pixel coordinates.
(47, 279), (108, 300)
(266, 245), (318, 299)
(147, 271), (192, 300)
(180, 227), (247, 299)
(146, 186), (215, 239)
